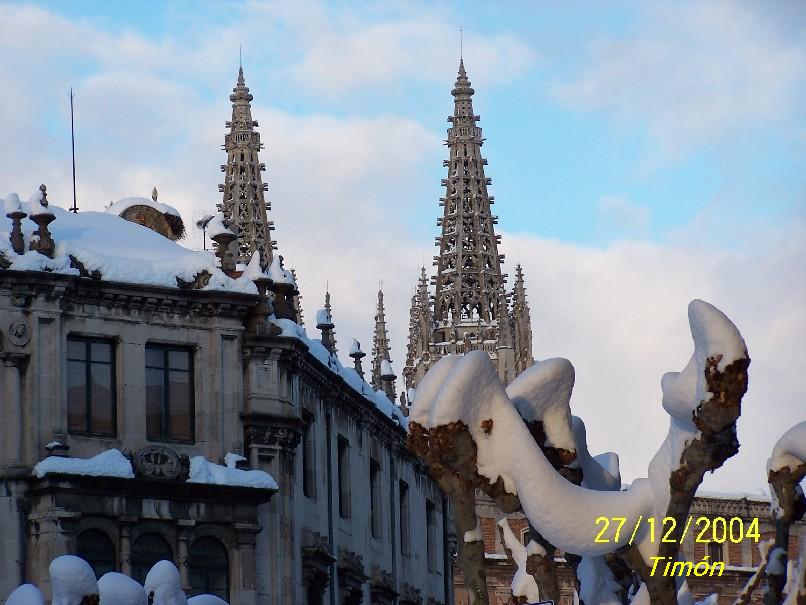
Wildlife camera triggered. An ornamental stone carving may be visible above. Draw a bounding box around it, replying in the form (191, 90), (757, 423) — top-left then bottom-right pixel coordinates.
(7, 320), (30, 346)
(245, 425), (302, 451)
(399, 583), (423, 605)
(337, 549), (367, 605)
(301, 529), (335, 603)
(368, 565), (398, 605)
(131, 446), (189, 481)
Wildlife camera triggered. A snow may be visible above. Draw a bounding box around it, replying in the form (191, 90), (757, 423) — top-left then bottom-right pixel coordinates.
(409, 299), (747, 564)
(768, 421), (806, 474)
(768, 546), (787, 575)
(348, 337), (362, 355)
(380, 358), (394, 377)
(577, 556), (622, 605)
(223, 452), (246, 469)
(269, 318), (408, 428)
(463, 521), (482, 543)
(205, 213), (232, 239)
(98, 572), (147, 605)
(0, 196), (258, 294)
(45, 440), (64, 449)
(5, 584), (44, 605)
(106, 196), (181, 218)
(315, 308), (331, 326)
(525, 540), (546, 557)
(4, 192), (22, 214)
(33, 449), (134, 479)
(144, 561), (186, 605)
(498, 519), (540, 602)
(49, 555), (98, 604)
(268, 255), (295, 285)
(240, 253), (265, 281)
(188, 455), (278, 490)
(28, 188), (54, 217)
(187, 597), (229, 605)
(506, 357), (576, 452)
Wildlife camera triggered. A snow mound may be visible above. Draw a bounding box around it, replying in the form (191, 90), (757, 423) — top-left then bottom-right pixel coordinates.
(106, 196), (181, 218)
(98, 572), (147, 605)
(33, 449), (134, 479)
(767, 421), (806, 474)
(188, 456), (278, 490)
(498, 519), (540, 602)
(50, 555), (98, 604)
(268, 255), (295, 285)
(5, 584), (44, 605)
(187, 596), (229, 605)
(144, 561), (186, 605)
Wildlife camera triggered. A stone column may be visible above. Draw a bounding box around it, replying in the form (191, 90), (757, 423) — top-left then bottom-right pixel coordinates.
(176, 520), (195, 594)
(119, 518), (136, 576)
(1, 352), (29, 475)
(247, 425), (301, 605)
(233, 522), (261, 605)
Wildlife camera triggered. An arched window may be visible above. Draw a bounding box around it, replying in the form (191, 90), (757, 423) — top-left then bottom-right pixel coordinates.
(131, 533), (173, 585)
(189, 537), (229, 601)
(77, 529), (116, 578)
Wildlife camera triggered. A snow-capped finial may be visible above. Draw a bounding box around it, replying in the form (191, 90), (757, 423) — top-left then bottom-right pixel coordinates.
(317, 290), (337, 356)
(152, 186), (158, 203)
(349, 337), (366, 379)
(39, 183), (48, 206)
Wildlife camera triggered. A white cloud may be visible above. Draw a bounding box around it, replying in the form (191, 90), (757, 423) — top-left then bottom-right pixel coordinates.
(551, 2), (806, 157)
(500, 219), (806, 492)
(596, 194), (650, 239)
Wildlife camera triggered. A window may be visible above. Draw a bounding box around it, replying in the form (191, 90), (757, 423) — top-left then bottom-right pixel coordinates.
(131, 533), (173, 585)
(399, 480), (410, 556)
(302, 422), (316, 499)
(145, 344), (194, 442)
(337, 436), (351, 519)
(708, 541), (723, 563)
(67, 337), (116, 436)
(370, 459), (382, 539)
(426, 499), (436, 572)
(77, 529), (116, 578)
(189, 537), (229, 602)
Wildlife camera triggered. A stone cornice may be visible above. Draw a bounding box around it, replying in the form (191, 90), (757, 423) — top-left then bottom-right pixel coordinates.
(0, 269), (259, 319)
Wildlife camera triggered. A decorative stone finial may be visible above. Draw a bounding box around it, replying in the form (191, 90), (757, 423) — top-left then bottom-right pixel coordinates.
(152, 186), (158, 203)
(349, 338), (366, 380)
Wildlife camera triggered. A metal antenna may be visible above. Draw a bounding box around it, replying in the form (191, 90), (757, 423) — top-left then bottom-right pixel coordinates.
(460, 29), (463, 60)
(69, 88), (78, 213)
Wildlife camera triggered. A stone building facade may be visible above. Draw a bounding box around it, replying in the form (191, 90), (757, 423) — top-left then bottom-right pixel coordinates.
(0, 67), (450, 605)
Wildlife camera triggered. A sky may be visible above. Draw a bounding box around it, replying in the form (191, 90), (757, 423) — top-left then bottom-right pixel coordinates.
(1, 0), (804, 492)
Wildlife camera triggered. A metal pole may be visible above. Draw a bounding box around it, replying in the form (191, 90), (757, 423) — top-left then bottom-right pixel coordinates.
(70, 88), (78, 213)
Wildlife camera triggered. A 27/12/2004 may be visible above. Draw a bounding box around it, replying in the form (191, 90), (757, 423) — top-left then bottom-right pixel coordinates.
(593, 515), (761, 546)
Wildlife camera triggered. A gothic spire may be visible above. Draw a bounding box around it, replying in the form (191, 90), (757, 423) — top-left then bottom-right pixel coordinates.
(403, 267), (432, 391)
(316, 290), (337, 357)
(432, 59), (506, 345)
(217, 66), (275, 270)
(512, 263), (534, 374)
(371, 289), (392, 391)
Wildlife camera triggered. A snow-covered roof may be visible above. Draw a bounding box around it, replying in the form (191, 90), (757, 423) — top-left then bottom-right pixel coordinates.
(0, 193), (257, 294)
(271, 318), (408, 428)
(106, 196), (181, 218)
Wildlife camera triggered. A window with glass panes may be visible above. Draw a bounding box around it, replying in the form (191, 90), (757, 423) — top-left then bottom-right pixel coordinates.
(145, 344), (194, 442)
(67, 336), (116, 436)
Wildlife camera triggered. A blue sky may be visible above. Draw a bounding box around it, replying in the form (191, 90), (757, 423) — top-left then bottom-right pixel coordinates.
(1, 0), (804, 491)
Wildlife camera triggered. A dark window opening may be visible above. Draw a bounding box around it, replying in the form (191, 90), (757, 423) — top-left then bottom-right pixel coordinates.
(302, 422), (316, 499)
(399, 480), (410, 556)
(67, 337), (116, 436)
(77, 529), (116, 578)
(370, 458), (382, 539)
(708, 541), (723, 563)
(426, 499), (436, 572)
(189, 536), (229, 602)
(145, 344), (194, 443)
(337, 436), (351, 519)
(131, 533), (173, 585)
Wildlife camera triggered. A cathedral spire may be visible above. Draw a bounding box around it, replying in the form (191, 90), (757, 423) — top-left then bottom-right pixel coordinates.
(217, 66), (275, 270)
(403, 267), (432, 390)
(371, 289), (393, 391)
(512, 263), (534, 373)
(432, 59), (506, 346)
